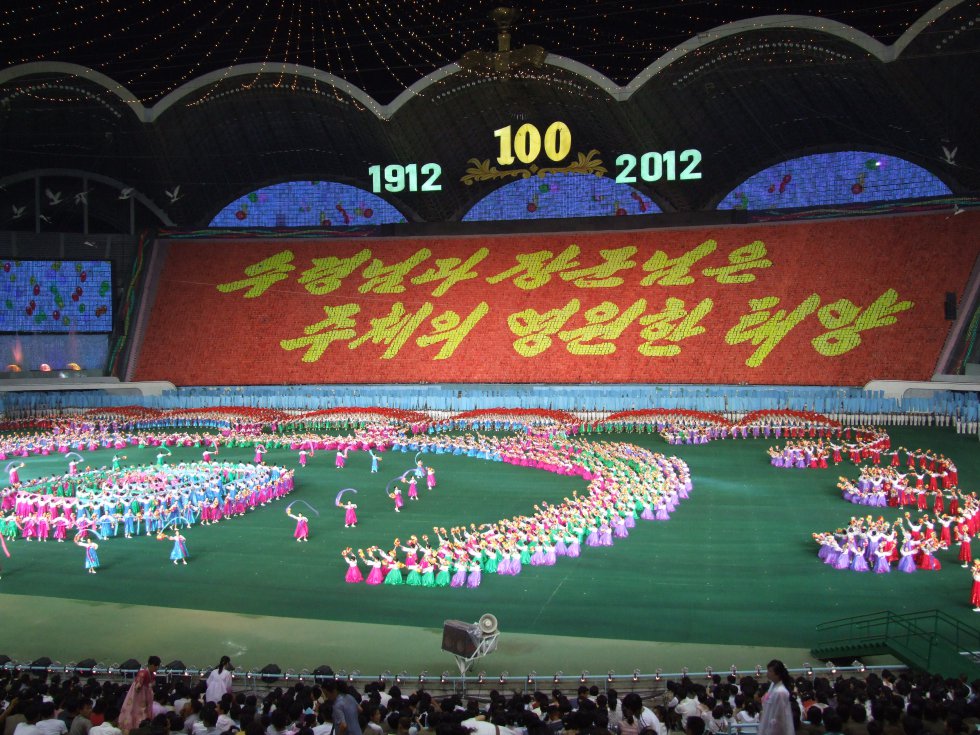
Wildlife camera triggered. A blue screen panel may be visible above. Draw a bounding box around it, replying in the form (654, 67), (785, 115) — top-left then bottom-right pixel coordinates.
(717, 151), (951, 210)
(209, 181), (407, 227)
(0, 260), (112, 333)
(462, 172), (662, 221)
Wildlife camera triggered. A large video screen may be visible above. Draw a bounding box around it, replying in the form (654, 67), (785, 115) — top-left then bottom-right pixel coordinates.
(0, 260), (112, 333)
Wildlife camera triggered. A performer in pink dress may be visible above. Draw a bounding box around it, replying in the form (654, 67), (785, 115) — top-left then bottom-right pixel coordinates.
(119, 656), (161, 730)
(338, 500), (358, 528)
(288, 510), (309, 541)
(389, 486), (403, 513)
(342, 548), (363, 583)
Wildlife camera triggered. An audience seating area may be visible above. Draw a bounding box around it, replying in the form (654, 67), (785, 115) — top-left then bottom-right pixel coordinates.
(0, 662), (972, 735)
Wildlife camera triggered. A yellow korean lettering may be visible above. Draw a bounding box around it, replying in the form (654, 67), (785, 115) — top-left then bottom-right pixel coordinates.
(298, 249), (372, 295)
(216, 250), (295, 298)
(358, 249), (432, 294)
(411, 248), (490, 297)
(486, 246), (581, 290)
(279, 303), (360, 362)
(507, 300), (581, 357)
(637, 297), (714, 357)
(557, 299), (647, 355)
(640, 240), (716, 287)
(558, 246), (638, 288)
(416, 302), (491, 359)
(348, 302), (435, 359)
(702, 240), (773, 284)
(812, 288), (913, 356)
(725, 294), (820, 367)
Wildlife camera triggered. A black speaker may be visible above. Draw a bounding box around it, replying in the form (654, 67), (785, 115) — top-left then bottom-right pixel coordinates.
(261, 664), (282, 683)
(313, 665), (335, 683)
(31, 657), (52, 671)
(165, 660), (186, 674)
(0, 655), (10, 667)
(945, 292), (957, 320)
(119, 659), (141, 678)
(441, 620), (481, 657)
(76, 658), (97, 676)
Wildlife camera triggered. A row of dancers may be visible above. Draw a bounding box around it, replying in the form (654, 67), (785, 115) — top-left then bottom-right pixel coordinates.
(339, 433), (691, 588)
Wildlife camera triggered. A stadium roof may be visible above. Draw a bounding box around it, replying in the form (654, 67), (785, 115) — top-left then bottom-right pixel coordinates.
(0, 0), (977, 228)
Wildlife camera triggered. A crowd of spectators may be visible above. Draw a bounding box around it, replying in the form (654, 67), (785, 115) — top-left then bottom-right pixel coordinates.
(2, 662), (979, 735)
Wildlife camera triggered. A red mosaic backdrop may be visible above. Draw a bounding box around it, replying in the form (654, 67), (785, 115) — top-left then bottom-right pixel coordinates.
(133, 213), (980, 385)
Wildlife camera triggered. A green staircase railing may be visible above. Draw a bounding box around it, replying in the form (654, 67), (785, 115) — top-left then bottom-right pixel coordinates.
(812, 609), (980, 677)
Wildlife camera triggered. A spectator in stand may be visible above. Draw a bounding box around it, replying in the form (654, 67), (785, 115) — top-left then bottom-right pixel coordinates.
(799, 706), (824, 735)
(35, 705), (67, 735)
(676, 690), (702, 722)
(822, 711), (845, 735)
(88, 708), (121, 735)
(12, 705), (41, 735)
(311, 704), (332, 735)
(621, 694), (666, 735)
(181, 700), (203, 735)
(194, 707), (219, 735)
(843, 702), (868, 735)
(321, 683), (361, 735)
(704, 705), (731, 734)
(67, 701), (92, 735)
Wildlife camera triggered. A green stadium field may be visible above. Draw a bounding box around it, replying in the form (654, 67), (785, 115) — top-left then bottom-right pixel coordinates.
(0, 426), (977, 674)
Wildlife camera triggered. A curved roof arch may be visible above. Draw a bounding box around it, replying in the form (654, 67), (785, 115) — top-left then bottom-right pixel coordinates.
(0, 0), (962, 123)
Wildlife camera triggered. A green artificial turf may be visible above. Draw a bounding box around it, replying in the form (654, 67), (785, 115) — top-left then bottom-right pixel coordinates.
(0, 426), (978, 662)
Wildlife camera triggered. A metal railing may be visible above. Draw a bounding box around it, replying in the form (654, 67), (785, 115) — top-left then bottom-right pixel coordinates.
(814, 609), (980, 673)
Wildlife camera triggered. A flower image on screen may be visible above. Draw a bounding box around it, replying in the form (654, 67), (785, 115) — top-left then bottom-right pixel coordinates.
(0, 260), (112, 333)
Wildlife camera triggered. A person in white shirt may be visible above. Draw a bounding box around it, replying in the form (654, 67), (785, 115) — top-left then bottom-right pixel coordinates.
(13, 705), (42, 735)
(214, 700), (236, 734)
(206, 659), (235, 705)
(622, 694), (667, 735)
(35, 704), (68, 735)
(675, 691), (701, 722)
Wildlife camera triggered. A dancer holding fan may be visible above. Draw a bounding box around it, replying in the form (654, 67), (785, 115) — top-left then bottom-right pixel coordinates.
(285, 500), (319, 541)
(335, 489), (358, 527)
